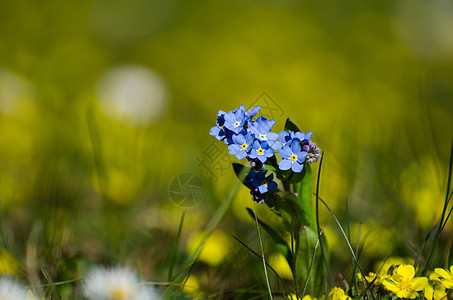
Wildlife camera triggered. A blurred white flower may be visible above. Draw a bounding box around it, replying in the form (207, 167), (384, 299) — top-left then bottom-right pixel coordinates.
(97, 64), (168, 127)
(0, 69), (35, 115)
(84, 267), (159, 300)
(0, 277), (28, 300)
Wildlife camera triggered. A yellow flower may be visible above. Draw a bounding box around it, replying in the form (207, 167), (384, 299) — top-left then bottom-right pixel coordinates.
(326, 287), (350, 300)
(382, 264), (428, 299)
(269, 253), (293, 280)
(424, 282), (447, 300)
(357, 271), (387, 285)
(289, 294), (316, 300)
(433, 265), (453, 289)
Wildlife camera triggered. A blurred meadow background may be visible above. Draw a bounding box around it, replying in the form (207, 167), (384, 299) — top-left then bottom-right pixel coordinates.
(0, 0), (453, 298)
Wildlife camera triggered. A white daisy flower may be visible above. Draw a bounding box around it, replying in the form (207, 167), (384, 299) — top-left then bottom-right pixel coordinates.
(84, 267), (159, 300)
(0, 277), (28, 300)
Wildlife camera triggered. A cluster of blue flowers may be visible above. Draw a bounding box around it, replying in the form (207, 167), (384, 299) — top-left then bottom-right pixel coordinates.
(210, 105), (321, 203)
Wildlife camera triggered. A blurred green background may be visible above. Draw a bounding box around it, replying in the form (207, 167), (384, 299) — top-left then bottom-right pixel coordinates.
(0, 0), (452, 297)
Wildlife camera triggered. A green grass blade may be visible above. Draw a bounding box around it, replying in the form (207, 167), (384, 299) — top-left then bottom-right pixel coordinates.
(164, 165), (249, 297)
(314, 151), (333, 288)
(232, 235), (295, 295)
(246, 208), (293, 270)
(317, 196), (374, 300)
(422, 139), (453, 275)
(346, 197), (358, 294)
(253, 209), (274, 300)
(24, 277), (82, 289)
(168, 209), (186, 282)
(302, 233), (320, 298)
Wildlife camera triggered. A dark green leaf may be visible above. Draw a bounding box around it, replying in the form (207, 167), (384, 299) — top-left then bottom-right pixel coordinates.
(284, 118), (301, 133)
(295, 226), (327, 296)
(274, 192), (316, 232)
(295, 164), (316, 232)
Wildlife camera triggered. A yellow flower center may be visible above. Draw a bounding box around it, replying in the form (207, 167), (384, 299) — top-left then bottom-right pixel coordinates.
(261, 180), (268, 186)
(241, 143), (248, 150)
(257, 148), (264, 155)
(398, 280), (411, 291)
(291, 154), (297, 161)
(259, 134), (266, 140)
(110, 288), (127, 300)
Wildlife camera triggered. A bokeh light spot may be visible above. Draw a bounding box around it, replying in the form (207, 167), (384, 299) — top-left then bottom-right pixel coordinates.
(96, 65), (168, 127)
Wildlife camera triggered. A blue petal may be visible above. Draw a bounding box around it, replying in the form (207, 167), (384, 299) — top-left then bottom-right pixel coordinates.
(264, 148), (274, 157)
(252, 140), (261, 149)
(236, 150), (247, 160)
(232, 133), (245, 145)
(261, 141), (270, 149)
(246, 106), (261, 118)
(245, 132), (255, 144)
(235, 109), (246, 121)
(294, 132), (304, 141)
(305, 131), (313, 140)
(291, 140), (301, 153)
(210, 126), (220, 136)
(247, 126), (260, 137)
(292, 162), (303, 173)
(267, 132), (279, 141)
(258, 185), (268, 193)
(298, 151), (308, 163)
(228, 144), (240, 156)
(270, 140), (282, 151)
(258, 155), (267, 163)
(279, 131), (289, 141)
(224, 111), (235, 123)
(279, 145), (292, 158)
(248, 171), (258, 179)
(268, 181), (278, 191)
(279, 159), (291, 170)
(267, 119), (276, 129)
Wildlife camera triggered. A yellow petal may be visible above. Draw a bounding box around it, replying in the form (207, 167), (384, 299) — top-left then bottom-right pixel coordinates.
(424, 284), (433, 300)
(410, 277), (428, 291)
(382, 280), (399, 293)
(397, 290), (417, 299)
(397, 265), (415, 280)
(434, 268), (452, 280)
(429, 272), (440, 281)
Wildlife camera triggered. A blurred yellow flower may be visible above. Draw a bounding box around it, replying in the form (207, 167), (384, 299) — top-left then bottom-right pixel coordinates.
(357, 271), (388, 286)
(183, 275), (202, 298)
(0, 248), (19, 276)
(374, 256), (414, 278)
(326, 287), (350, 300)
(187, 230), (229, 266)
(433, 265), (453, 289)
(424, 282), (447, 300)
(289, 294), (316, 300)
(269, 253), (293, 280)
(382, 264), (428, 299)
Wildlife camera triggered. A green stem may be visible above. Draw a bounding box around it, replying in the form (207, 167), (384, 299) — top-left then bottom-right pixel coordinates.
(253, 210), (274, 300)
